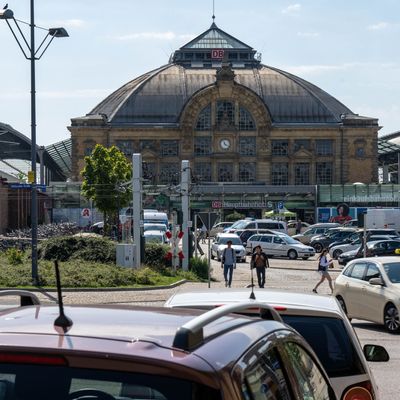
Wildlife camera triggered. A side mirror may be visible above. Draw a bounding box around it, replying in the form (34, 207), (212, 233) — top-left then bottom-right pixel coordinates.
(363, 344), (389, 362)
(243, 241), (247, 246)
(369, 277), (384, 286)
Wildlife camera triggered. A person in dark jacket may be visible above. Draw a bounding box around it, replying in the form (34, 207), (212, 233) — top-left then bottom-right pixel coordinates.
(250, 245), (269, 288)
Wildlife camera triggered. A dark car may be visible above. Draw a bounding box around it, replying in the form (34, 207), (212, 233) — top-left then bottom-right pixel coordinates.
(0, 291), (337, 400)
(310, 228), (357, 253)
(338, 239), (400, 265)
(236, 228), (278, 244)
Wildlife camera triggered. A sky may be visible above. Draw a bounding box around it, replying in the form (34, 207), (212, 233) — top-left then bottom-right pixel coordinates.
(0, 0), (399, 146)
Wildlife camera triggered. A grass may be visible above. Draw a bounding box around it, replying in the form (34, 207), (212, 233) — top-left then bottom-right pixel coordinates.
(0, 252), (198, 289)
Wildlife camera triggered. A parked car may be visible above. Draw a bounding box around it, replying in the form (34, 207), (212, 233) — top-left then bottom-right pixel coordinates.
(334, 256), (400, 333)
(245, 233), (315, 260)
(343, 219), (359, 227)
(287, 221), (310, 236)
(329, 235), (398, 259)
(236, 228), (281, 244)
(165, 288), (389, 400)
(0, 291), (338, 400)
(226, 218), (287, 234)
(143, 230), (169, 244)
(338, 239), (400, 265)
(90, 221), (104, 234)
(310, 228), (357, 253)
(208, 221), (232, 237)
(211, 233), (246, 262)
(292, 223), (340, 244)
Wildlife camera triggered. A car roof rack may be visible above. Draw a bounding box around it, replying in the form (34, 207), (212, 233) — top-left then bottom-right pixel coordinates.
(0, 290), (40, 306)
(173, 301), (283, 351)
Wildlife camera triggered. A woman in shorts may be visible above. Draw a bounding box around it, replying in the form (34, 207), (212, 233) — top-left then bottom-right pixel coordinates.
(313, 248), (334, 294)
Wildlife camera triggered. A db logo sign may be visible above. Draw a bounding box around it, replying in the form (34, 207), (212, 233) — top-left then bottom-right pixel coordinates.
(211, 49), (224, 60)
(212, 200), (223, 209)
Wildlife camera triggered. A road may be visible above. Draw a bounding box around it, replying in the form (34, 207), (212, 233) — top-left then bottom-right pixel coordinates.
(0, 248), (398, 398)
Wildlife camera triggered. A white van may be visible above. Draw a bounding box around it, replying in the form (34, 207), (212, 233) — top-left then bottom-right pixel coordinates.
(225, 219), (287, 234)
(143, 211), (169, 228)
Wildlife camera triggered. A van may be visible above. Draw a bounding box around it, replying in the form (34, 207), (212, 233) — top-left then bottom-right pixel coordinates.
(143, 211), (169, 228)
(226, 219), (287, 234)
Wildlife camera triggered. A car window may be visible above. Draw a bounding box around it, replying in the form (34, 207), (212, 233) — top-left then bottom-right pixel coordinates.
(273, 237), (284, 244)
(260, 236), (272, 243)
(257, 223), (269, 229)
(246, 223), (256, 229)
(383, 262), (400, 283)
(365, 264), (381, 281)
(343, 264), (354, 277)
(316, 228), (326, 234)
(0, 365), (207, 400)
(282, 315), (365, 378)
(249, 235), (260, 242)
(349, 263), (367, 280)
(243, 345), (292, 400)
(388, 241), (400, 250)
(283, 342), (331, 399)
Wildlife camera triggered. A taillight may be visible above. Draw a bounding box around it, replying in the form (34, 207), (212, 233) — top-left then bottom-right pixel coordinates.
(342, 381), (374, 400)
(0, 353), (67, 366)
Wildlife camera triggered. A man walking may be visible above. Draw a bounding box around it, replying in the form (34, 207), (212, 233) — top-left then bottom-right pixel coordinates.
(250, 245), (269, 288)
(221, 240), (236, 288)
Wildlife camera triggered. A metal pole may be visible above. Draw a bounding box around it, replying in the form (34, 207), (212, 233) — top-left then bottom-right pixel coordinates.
(194, 214), (198, 258)
(363, 211), (367, 258)
(181, 160), (190, 271)
(132, 154), (142, 268)
(207, 211), (211, 288)
(30, 0), (38, 284)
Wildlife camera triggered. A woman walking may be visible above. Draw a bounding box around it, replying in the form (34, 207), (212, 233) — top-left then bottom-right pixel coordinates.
(313, 248), (334, 294)
(250, 245), (269, 288)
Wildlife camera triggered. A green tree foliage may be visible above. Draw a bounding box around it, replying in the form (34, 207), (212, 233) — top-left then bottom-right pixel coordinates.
(81, 145), (132, 231)
(225, 211), (245, 222)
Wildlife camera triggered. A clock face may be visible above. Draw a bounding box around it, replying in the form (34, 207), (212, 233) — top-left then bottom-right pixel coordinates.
(220, 139), (231, 150)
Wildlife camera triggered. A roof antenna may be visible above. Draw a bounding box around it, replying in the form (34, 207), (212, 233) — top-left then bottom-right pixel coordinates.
(212, 0), (216, 24)
(250, 259), (256, 300)
(53, 260), (73, 333)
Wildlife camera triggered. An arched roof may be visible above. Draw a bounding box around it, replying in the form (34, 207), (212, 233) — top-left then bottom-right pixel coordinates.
(72, 23), (375, 128)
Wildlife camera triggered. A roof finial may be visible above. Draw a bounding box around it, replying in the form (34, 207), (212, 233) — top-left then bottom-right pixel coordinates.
(212, 0), (215, 22)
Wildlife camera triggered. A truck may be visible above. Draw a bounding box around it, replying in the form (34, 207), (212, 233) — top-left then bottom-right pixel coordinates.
(363, 209), (400, 232)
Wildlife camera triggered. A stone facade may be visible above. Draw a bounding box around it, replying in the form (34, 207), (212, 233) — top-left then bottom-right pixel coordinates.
(0, 182), (8, 234)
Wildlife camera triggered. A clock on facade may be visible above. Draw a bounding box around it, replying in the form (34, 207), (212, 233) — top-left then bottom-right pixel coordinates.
(220, 138), (231, 150)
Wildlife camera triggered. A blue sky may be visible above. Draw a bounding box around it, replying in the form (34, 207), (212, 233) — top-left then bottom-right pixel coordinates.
(0, 0), (399, 145)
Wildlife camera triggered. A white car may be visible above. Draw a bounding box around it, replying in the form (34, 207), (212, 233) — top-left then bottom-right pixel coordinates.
(143, 230), (169, 245)
(211, 233), (246, 262)
(287, 221), (310, 236)
(334, 256), (400, 333)
(246, 233), (315, 260)
(209, 222), (233, 237)
(165, 288), (389, 400)
(143, 223), (168, 233)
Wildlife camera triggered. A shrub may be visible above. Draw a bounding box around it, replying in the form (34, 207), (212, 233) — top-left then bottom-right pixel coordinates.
(189, 256), (210, 280)
(136, 267), (157, 285)
(143, 243), (171, 270)
(6, 248), (24, 265)
(40, 236), (116, 263)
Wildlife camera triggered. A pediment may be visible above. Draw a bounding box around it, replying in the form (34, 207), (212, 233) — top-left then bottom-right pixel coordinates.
(293, 148), (313, 158)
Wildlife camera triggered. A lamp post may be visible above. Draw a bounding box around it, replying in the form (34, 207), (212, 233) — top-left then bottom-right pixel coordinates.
(0, 3), (68, 284)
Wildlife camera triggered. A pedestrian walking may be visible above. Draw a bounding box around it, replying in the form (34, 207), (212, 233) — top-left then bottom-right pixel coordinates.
(313, 248), (334, 294)
(250, 245), (269, 288)
(295, 219), (302, 234)
(201, 224), (207, 243)
(221, 240), (236, 288)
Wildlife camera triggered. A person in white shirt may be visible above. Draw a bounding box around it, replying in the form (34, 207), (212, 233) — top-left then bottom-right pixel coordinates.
(313, 248), (334, 294)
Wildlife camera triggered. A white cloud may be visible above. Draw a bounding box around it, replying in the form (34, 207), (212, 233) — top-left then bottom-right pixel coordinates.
(297, 31), (319, 38)
(282, 4), (301, 14)
(368, 21), (389, 31)
(114, 32), (195, 41)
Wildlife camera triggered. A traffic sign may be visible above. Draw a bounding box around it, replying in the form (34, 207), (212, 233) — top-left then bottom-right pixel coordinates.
(198, 212), (219, 230)
(278, 201), (284, 210)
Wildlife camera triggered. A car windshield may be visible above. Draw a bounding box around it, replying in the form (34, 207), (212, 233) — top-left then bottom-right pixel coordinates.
(0, 364), (214, 400)
(218, 237), (242, 245)
(383, 262), (400, 283)
(144, 224), (167, 232)
(145, 234), (163, 242)
(283, 236), (300, 244)
(229, 221), (248, 229)
(282, 315), (365, 378)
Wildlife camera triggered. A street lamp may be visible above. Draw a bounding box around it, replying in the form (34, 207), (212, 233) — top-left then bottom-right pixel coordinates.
(1, 2), (68, 284)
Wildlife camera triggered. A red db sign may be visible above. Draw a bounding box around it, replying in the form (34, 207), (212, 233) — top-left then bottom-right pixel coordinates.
(211, 49), (224, 60)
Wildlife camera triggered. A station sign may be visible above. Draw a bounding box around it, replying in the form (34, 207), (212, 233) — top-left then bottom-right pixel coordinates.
(211, 49), (224, 60)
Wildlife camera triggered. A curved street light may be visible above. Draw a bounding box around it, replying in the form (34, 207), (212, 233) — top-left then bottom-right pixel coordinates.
(1, 2), (68, 284)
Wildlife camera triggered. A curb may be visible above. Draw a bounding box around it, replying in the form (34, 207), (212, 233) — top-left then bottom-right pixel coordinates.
(0, 279), (189, 293)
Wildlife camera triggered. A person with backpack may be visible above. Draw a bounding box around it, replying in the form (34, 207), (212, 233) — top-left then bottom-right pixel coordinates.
(221, 240), (236, 288)
(250, 245), (269, 288)
(313, 248), (334, 294)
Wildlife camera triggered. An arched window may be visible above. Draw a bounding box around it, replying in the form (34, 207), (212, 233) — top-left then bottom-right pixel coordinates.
(195, 104), (211, 131)
(217, 101), (235, 129)
(239, 107), (255, 130)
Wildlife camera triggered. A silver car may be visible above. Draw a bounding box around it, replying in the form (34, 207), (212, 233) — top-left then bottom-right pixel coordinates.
(246, 233), (315, 260)
(211, 233), (246, 262)
(165, 288), (389, 400)
(334, 256), (400, 333)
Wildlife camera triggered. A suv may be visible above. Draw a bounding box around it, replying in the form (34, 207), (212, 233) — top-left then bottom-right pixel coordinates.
(211, 233), (246, 262)
(292, 223), (340, 244)
(165, 288), (389, 400)
(0, 291), (337, 400)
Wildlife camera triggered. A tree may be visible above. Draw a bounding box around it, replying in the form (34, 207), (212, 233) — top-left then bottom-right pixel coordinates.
(81, 144), (132, 234)
(225, 211), (245, 222)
